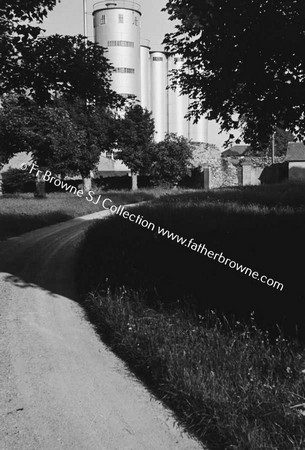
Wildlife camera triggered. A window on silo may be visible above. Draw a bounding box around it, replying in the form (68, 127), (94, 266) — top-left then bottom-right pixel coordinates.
(101, 15), (106, 25)
(153, 57), (163, 61)
(119, 14), (124, 23)
(134, 16), (139, 26)
(114, 67), (135, 74)
(108, 41), (135, 48)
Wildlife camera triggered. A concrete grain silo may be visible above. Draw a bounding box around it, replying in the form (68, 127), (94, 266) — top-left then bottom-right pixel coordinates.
(190, 115), (208, 144)
(150, 51), (168, 142)
(140, 39), (151, 110)
(168, 55), (190, 138)
(93, 1), (141, 99)
(92, 1), (222, 146)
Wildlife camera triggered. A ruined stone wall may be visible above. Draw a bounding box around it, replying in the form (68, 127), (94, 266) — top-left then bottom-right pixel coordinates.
(191, 144), (239, 188)
(241, 155), (286, 168)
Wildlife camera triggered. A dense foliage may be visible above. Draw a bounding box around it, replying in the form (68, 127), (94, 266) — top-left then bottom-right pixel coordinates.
(164, 0), (305, 148)
(116, 104), (155, 175)
(1, 168), (35, 194)
(0, 0), (121, 189)
(0, 0), (58, 94)
(149, 134), (193, 185)
(0, 97), (118, 182)
(6, 34), (120, 106)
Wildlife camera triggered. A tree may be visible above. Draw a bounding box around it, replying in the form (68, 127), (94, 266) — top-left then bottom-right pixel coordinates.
(0, 31), (122, 193)
(3, 34), (121, 108)
(0, 2), (123, 196)
(1, 168), (35, 194)
(269, 128), (295, 157)
(0, 100), (79, 177)
(246, 128), (295, 157)
(149, 134), (193, 186)
(0, 97), (32, 167)
(117, 104), (155, 190)
(0, 0), (58, 95)
(64, 99), (119, 190)
(0, 98), (81, 197)
(164, 0), (305, 149)
(0, 97), (119, 195)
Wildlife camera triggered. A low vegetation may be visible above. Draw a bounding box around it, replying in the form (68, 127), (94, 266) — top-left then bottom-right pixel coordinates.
(81, 290), (305, 450)
(77, 184), (305, 449)
(78, 183), (305, 337)
(0, 191), (156, 240)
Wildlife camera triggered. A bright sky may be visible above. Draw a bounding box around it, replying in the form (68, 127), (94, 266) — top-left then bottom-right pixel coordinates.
(41, 0), (175, 49)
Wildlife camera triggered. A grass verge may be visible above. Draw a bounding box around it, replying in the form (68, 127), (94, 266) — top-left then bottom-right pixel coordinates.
(0, 190), (157, 240)
(81, 289), (305, 450)
(77, 183), (305, 337)
(76, 184), (305, 449)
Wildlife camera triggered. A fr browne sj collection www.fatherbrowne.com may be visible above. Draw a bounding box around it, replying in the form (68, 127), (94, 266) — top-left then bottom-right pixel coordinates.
(21, 163), (284, 292)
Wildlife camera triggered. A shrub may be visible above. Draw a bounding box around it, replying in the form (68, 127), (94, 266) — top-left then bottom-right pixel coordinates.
(2, 168), (35, 193)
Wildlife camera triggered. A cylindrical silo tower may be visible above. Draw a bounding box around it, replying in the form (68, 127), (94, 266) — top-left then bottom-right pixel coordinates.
(140, 39), (151, 110)
(168, 55), (190, 138)
(190, 115), (209, 144)
(150, 51), (168, 142)
(93, 1), (141, 100)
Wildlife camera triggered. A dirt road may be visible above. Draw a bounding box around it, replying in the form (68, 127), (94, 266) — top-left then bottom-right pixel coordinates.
(0, 211), (204, 450)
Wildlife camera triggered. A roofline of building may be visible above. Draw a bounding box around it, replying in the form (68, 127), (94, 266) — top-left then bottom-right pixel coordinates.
(140, 39), (151, 50)
(93, 1), (142, 16)
(149, 50), (171, 57)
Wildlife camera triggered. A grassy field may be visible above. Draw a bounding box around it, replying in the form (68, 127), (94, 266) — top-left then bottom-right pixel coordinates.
(78, 183), (305, 337)
(77, 183), (305, 449)
(0, 191), (157, 240)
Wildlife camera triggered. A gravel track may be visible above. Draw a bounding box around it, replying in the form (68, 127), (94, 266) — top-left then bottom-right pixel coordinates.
(0, 210), (204, 450)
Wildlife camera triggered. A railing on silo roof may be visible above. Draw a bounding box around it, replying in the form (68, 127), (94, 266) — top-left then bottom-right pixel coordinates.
(93, 1), (142, 14)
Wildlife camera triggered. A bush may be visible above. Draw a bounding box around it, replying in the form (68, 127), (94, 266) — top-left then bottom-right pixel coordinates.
(2, 168), (36, 193)
(149, 134), (193, 186)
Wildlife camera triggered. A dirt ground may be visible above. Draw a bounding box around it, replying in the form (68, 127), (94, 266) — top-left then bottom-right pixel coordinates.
(0, 210), (204, 450)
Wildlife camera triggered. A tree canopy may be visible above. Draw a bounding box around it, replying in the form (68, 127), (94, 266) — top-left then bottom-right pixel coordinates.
(246, 128), (295, 157)
(149, 134), (193, 185)
(164, 0), (305, 148)
(1, 34), (120, 107)
(2, 0), (58, 21)
(0, 0), (122, 189)
(0, 0), (126, 195)
(0, 97), (79, 174)
(0, 0), (59, 92)
(0, 97), (118, 180)
(65, 100), (118, 179)
(117, 104), (155, 175)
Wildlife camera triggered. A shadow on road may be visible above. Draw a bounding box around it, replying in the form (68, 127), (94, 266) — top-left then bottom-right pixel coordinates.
(0, 213), (111, 300)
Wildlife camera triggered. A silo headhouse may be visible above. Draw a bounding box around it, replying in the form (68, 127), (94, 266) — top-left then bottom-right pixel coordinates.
(93, 1), (142, 100)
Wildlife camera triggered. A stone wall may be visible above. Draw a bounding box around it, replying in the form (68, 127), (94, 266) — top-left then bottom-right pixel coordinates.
(222, 155), (287, 186)
(241, 164), (264, 186)
(240, 155), (285, 168)
(191, 143), (239, 188)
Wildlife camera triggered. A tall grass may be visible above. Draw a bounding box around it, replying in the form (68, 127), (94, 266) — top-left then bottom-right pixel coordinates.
(81, 289), (305, 449)
(77, 184), (305, 449)
(78, 184), (305, 338)
(0, 191), (156, 240)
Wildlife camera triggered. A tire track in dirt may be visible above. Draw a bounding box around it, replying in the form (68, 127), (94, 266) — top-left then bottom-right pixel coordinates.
(0, 210), (204, 450)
